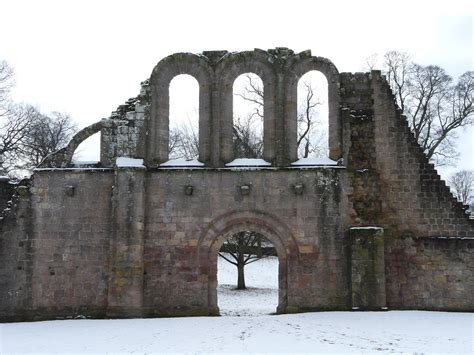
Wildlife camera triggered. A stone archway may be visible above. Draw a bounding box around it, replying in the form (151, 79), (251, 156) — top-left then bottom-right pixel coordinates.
(215, 51), (278, 164)
(198, 210), (299, 315)
(149, 52), (213, 165)
(284, 53), (340, 161)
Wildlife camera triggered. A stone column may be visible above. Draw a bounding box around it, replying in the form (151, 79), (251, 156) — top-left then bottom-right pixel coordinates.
(107, 165), (146, 317)
(350, 227), (386, 310)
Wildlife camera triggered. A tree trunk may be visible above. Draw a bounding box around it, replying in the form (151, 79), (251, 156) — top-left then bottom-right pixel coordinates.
(236, 245), (246, 290)
(237, 263), (246, 289)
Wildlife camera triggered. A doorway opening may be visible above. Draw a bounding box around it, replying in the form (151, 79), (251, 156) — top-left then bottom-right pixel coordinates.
(217, 230), (278, 316)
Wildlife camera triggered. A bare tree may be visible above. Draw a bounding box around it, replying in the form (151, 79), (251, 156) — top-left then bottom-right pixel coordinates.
(0, 59), (78, 175)
(233, 74), (265, 158)
(449, 170), (474, 205)
(168, 121), (199, 160)
(233, 114), (263, 158)
(218, 231), (274, 289)
(383, 51), (412, 113)
(381, 51), (474, 166)
(0, 104), (37, 175)
(0, 60), (14, 105)
(22, 111), (77, 168)
(234, 74), (264, 120)
(168, 127), (182, 158)
(297, 80), (324, 158)
(365, 53), (379, 71)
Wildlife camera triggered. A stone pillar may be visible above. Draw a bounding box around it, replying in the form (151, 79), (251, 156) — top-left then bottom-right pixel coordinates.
(107, 165), (146, 317)
(350, 227), (386, 310)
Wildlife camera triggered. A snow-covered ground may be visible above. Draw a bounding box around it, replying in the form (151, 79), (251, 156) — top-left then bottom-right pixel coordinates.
(218, 254), (279, 316)
(1, 256), (473, 354)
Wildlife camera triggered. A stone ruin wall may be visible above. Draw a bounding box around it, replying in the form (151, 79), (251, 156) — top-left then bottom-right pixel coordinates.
(0, 48), (473, 322)
(341, 70), (474, 310)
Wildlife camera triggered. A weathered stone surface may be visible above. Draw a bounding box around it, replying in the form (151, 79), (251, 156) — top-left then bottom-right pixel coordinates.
(0, 49), (473, 322)
(350, 227), (386, 310)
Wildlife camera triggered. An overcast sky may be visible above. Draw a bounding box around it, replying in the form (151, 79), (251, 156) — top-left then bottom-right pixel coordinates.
(0, 0), (472, 178)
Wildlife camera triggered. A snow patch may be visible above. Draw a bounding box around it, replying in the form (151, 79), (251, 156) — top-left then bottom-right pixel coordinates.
(291, 157), (338, 166)
(72, 161), (100, 165)
(225, 158), (271, 167)
(159, 158), (205, 167)
(115, 157), (145, 168)
(1, 255), (473, 354)
(1, 312), (472, 354)
(350, 226), (384, 230)
(34, 168), (112, 172)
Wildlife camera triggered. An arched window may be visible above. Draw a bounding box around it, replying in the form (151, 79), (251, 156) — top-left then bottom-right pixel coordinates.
(232, 73), (264, 159)
(296, 71), (329, 159)
(168, 74), (199, 160)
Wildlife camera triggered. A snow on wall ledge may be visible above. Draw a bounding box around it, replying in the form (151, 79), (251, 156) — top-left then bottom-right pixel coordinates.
(115, 157), (145, 168)
(159, 158), (205, 167)
(291, 157), (338, 166)
(225, 158), (272, 167)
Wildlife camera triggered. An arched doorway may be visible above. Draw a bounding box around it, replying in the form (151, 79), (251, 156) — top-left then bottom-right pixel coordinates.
(201, 215), (291, 315)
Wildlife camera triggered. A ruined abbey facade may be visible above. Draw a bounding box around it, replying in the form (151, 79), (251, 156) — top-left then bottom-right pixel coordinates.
(1, 48), (473, 322)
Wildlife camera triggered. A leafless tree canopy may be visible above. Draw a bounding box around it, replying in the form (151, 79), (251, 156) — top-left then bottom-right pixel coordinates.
(297, 80), (325, 158)
(0, 60), (14, 105)
(234, 74), (264, 120)
(449, 170), (474, 205)
(218, 231), (274, 289)
(23, 111), (77, 168)
(0, 60), (77, 176)
(169, 121), (199, 160)
(382, 51), (474, 166)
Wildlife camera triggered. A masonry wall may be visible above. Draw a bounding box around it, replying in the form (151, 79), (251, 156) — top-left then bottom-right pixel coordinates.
(0, 167), (351, 321)
(339, 71), (474, 311)
(0, 181), (33, 321)
(371, 73), (474, 310)
(371, 72), (473, 237)
(0, 171), (115, 321)
(140, 168), (350, 316)
(30, 171), (114, 318)
(0, 178), (15, 212)
(386, 236), (474, 310)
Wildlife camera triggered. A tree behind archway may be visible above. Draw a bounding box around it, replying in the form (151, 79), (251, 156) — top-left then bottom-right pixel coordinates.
(218, 231), (275, 289)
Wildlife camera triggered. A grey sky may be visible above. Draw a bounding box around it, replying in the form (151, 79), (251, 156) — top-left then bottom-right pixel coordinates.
(0, 0), (472, 178)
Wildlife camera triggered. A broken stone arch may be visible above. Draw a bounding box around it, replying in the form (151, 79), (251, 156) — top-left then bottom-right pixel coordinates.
(40, 119), (113, 168)
(198, 210), (299, 315)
